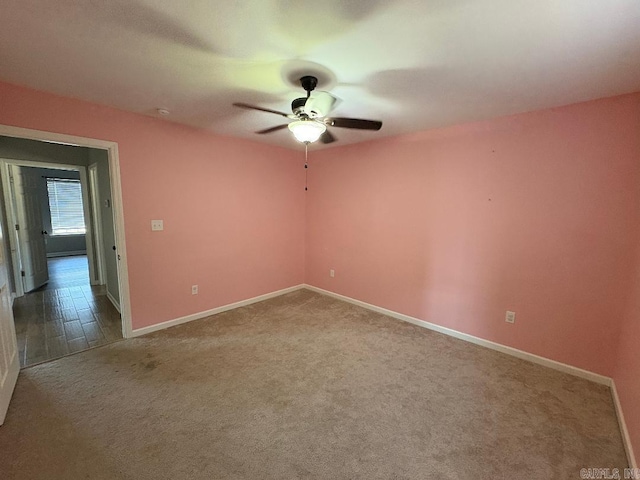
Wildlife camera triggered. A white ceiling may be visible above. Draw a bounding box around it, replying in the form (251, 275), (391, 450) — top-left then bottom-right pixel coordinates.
(2, 0), (639, 150)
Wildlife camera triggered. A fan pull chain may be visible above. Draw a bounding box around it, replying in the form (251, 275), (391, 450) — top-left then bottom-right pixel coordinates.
(304, 142), (308, 191)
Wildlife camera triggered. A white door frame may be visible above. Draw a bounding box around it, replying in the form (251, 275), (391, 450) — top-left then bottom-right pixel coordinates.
(0, 159), (98, 292)
(1, 164), (25, 297)
(0, 124), (133, 338)
(0, 187), (19, 425)
(87, 163), (105, 285)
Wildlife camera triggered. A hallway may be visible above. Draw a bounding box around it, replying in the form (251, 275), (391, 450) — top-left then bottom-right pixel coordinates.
(13, 255), (122, 367)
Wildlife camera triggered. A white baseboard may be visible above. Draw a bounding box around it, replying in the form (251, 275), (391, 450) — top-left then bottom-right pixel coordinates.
(611, 380), (637, 468)
(46, 250), (87, 258)
(130, 284), (305, 337)
(304, 284), (611, 385)
(106, 291), (120, 313)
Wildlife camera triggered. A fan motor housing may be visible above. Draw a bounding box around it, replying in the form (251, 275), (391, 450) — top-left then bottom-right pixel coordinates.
(291, 97), (307, 116)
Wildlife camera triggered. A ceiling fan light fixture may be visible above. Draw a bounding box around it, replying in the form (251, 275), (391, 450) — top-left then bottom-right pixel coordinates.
(288, 120), (326, 143)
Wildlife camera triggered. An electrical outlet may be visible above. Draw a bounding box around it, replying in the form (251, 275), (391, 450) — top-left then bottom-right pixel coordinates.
(330, 269), (335, 278)
(505, 311), (516, 324)
(191, 285), (198, 295)
(151, 219), (164, 231)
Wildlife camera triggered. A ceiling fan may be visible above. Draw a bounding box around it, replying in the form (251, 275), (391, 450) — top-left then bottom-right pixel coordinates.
(232, 76), (383, 144)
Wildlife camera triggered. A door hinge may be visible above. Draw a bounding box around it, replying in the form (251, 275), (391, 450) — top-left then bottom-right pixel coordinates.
(21, 270), (25, 277)
(15, 224), (19, 231)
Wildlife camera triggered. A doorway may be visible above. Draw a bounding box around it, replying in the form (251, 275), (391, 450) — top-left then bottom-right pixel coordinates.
(1, 159), (121, 367)
(0, 127), (132, 369)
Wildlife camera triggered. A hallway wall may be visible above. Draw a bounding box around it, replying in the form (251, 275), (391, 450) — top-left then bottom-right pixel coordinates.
(88, 149), (119, 307)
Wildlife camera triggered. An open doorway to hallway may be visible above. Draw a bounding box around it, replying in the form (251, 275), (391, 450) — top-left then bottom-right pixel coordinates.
(0, 136), (124, 367)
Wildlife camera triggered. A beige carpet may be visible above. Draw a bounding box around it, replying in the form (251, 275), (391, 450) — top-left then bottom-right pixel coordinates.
(0, 289), (627, 479)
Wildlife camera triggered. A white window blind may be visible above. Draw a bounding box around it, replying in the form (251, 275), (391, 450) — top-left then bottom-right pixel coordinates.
(46, 178), (86, 235)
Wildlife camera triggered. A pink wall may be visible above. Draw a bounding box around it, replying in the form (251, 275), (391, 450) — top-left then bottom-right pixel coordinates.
(0, 81), (305, 329)
(306, 93), (640, 377)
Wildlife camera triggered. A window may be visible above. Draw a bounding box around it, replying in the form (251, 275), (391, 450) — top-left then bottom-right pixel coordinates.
(46, 178), (86, 235)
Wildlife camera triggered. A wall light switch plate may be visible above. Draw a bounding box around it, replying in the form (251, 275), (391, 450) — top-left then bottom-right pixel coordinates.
(505, 311), (516, 324)
(151, 220), (164, 231)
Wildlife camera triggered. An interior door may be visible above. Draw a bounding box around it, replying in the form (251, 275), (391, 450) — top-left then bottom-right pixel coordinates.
(0, 196), (20, 425)
(10, 166), (49, 292)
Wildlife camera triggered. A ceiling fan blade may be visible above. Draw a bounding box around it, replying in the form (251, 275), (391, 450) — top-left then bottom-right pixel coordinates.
(233, 102), (291, 118)
(319, 130), (336, 144)
(255, 124), (289, 134)
(325, 117), (382, 130)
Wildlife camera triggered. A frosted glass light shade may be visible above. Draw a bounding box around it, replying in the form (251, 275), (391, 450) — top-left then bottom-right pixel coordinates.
(288, 120), (326, 143)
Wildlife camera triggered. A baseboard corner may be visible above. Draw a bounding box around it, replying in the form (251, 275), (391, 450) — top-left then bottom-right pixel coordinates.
(106, 291), (121, 313)
(611, 379), (637, 469)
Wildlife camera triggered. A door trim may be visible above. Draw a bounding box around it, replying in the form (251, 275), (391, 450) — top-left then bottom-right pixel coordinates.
(0, 341), (19, 425)
(87, 163), (105, 285)
(0, 125), (133, 338)
(0, 164), (25, 297)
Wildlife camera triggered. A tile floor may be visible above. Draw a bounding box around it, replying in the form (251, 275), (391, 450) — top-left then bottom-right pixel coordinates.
(40, 255), (91, 290)
(13, 256), (123, 368)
